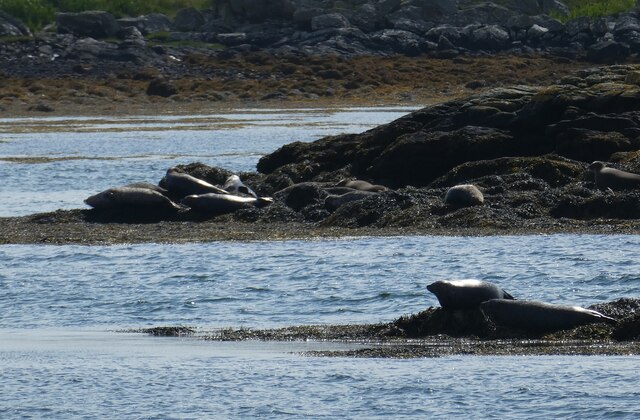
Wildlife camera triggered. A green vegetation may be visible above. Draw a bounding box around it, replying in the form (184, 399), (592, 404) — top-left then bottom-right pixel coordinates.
(0, 0), (212, 30)
(554, 0), (636, 22)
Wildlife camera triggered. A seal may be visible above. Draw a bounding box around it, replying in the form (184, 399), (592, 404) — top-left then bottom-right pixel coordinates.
(324, 190), (378, 211)
(84, 187), (182, 211)
(160, 167), (229, 198)
(588, 161), (640, 190)
(480, 299), (617, 332)
(124, 182), (169, 196)
(444, 184), (484, 207)
(181, 193), (273, 214)
(335, 179), (388, 192)
(426, 279), (514, 310)
(223, 174), (257, 198)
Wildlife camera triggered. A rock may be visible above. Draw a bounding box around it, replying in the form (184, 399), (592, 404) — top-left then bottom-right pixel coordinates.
(56, 11), (120, 39)
(311, 13), (351, 31)
(217, 32), (248, 46)
(275, 182), (327, 211)
(541, 0), (569, 16)
(118, 13), (172, 35)
(0, 10), (31, 37)
(349, 3), (380, 32)
(466, 25), (511, 50)
(455, 3), (515, 26)
(376, 0), (402, 16)
(370, 29), (427, 55)
(587, 40), (631, 64)
(173, 7), (205, 32)
(146, 78), (178, 97)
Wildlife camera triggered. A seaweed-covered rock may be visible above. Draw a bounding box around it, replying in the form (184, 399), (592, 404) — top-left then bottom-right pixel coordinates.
(258, 65), (640, 191)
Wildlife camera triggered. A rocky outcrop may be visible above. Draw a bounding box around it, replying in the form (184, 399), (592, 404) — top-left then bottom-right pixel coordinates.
(257, 65), (640, 189)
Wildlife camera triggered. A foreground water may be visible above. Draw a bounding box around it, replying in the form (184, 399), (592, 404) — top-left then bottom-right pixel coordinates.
(2, 108), (640, 418)
(2, 235), (640, 417)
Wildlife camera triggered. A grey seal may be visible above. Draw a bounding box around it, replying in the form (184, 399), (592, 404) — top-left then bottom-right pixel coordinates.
(480, 299), (617, 332)
(223, 175), (257, 198)
(427, 279), (514, 310)
(324, 190), (378, 211)
(588, 161), (640, 190)
(181, 193), (273, 214)
(444, 184), (484, 207)
(123, 182), (169, 196)
(84, 187), (182, 211)
(335, 179), (388, 192)
(160, 167), (229, 198)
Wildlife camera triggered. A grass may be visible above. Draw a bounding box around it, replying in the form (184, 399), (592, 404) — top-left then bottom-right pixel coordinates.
(553, 0), (636, 22)
(0, 0), (213, 30)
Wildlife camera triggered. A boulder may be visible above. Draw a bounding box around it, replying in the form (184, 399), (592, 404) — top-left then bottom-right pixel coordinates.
(466, 25), (511, 50)
(455, 3), (515, 26)
(56, 11), (120, 39)
(173, 7), (205, 32)
(117, 13), (172, 35)
(0, 10), (31, 37)
(541, 0), (569, 17)
(311, 13), (351, 31)
(349, 4), (380, 32)
(146, 78), (178, 97)
(586, 40), (631, 64)
(370, 29), (427, 55)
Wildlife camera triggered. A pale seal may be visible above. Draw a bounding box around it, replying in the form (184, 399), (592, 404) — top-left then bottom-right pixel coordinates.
(160, 167), (229, 198)
(181, 193), (273, 214)
(335, 179), (388, 192)
(480, 299), (617, 332)
(427, 279), (514, 310)
(223, 174), (257, 198)
(588, 161), (640, 190)
(84, 187), (182, 211)
(444, 184), (484, 207)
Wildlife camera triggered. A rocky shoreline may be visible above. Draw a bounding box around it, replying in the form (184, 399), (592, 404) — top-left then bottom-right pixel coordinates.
(6, 63), (640, 245)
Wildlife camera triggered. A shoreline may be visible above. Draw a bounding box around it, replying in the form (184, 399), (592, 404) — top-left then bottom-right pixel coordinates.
(3, 209), (640, 245)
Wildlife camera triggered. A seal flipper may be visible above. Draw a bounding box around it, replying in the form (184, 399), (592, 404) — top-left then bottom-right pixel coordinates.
(503, 290), (515, 300)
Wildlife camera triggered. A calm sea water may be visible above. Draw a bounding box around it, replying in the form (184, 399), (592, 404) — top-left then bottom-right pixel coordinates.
(1, 109), (640, 418)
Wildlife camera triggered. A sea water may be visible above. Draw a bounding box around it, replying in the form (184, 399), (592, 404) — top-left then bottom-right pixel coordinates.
(1, 108), (640, 418)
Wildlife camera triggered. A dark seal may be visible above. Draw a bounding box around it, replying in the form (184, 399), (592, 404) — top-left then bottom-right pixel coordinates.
(480, 299), (617, 332)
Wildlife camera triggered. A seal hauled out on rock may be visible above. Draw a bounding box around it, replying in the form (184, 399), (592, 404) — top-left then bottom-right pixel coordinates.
(181, 193), (273, 214)
(480, 299), (617, 332)
(444, 184), (484, 207)
(223, 174), (257, 198)
(324, 190), (378, 211)
(335, 179), (388, 192)
(427, 279), (514, 310)
(160, 167), (229, 198)
(588, 161), (640, 190)
(84, 187), (182, 211)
